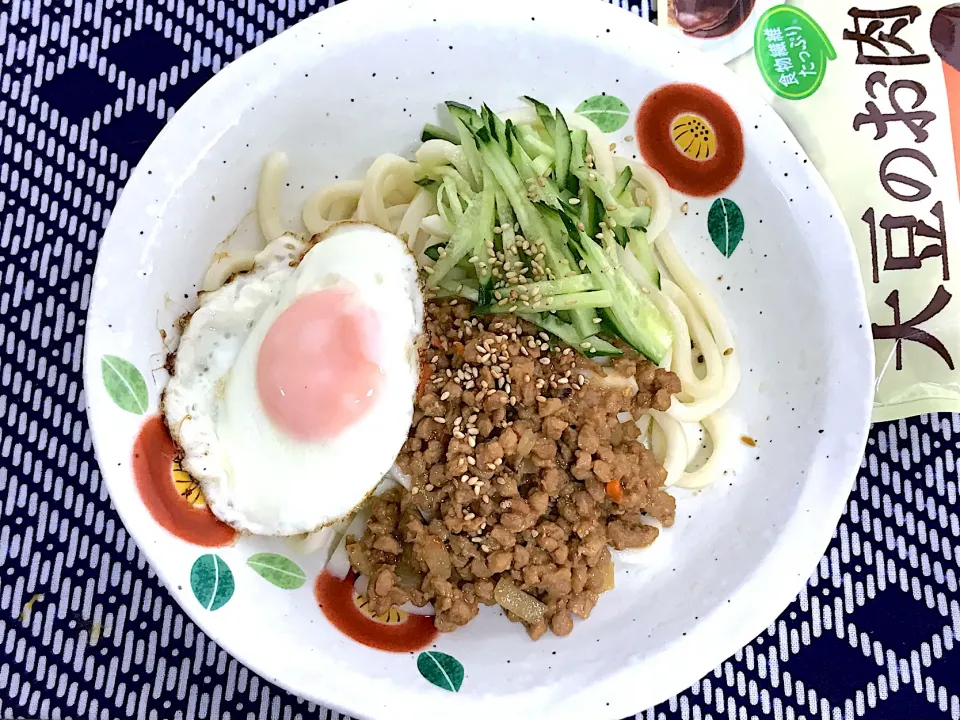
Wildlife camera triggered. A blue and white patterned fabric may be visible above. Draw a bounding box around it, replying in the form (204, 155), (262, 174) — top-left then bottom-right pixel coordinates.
(0, 1), (958, 718)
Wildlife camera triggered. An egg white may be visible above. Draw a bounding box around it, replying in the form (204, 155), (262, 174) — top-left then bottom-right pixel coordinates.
(163, 224), (423, 536)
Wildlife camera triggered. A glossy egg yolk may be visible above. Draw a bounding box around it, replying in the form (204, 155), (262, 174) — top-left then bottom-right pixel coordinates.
(256, 288), (382, 441)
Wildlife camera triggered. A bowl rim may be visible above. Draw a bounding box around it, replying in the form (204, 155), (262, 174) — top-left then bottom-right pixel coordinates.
(83, 0), (875, 717)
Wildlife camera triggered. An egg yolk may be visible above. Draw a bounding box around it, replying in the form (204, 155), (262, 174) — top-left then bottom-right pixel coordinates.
(257, 288), (382, 441)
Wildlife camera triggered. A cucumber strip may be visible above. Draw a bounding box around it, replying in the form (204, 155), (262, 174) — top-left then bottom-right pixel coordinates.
(521, 312), (583, 345)
(627, 227), (660, 288)
(533, 290), (612, 311)
(512, 274), (600, 297)
(633, 204), (652, 227)
(442, 175), (464, 223)
(558, 213), (672, 362)
(436, 279), (480, 303)
(482, 104), (508, 146)
(516, 125), (555, 159)
(436, 166), (475, 201)
(476, 131), (563, 271)
(554, 110), (572, 191)
(574, 166), (651, 230)
(476, 127), (596, 337)
(503, 121), (536, 180)
(536, 206), (600, 337)
(427, 193), (486, 287)
(579, 335), (623, 357)
(494, 185), (519, 265)
(446, 103), (483, 190)
(611, 166), (633, 198)
(522, 96), (556, 139)
(487, 290), (612, 314)
(570, 129), (588, 170)
(421, 123), (460, 145)
(580, 188), (600, 239)
(446, 101), (483, 131)
(521, 313), (624, 358)
(613, 225), (628, 248)
(530, 154), (553, 177)
(474, 165), (498, 304)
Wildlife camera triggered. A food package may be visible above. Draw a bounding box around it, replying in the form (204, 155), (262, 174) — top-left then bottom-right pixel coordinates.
(670, 1), (960, 421)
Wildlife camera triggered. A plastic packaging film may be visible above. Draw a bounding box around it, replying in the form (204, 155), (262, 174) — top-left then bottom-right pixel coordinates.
(659, 1), (960, 422)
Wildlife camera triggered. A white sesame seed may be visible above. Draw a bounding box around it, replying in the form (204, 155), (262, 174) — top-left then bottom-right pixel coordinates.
(434, 416), (446, 424)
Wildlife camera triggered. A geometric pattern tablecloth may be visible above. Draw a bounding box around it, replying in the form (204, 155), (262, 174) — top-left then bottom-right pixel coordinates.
(0, 1), (958, 718)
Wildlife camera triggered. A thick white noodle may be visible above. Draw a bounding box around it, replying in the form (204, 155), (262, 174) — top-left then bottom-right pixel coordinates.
(673, 412), (735, 489)
(358, 154), (418, 231)
(496, 107), (616, 182)
(397, 188), (436, 252)
(644, 410), (688, 488)
(386, 203), (410, 231)
(420, 214), (452, 239)
(661, 278), (725, 399)
(257, 151), (289, 244)
(416, 139), (473, 180)
(302, 180), (364, 235)
(656, 233), (740, 424)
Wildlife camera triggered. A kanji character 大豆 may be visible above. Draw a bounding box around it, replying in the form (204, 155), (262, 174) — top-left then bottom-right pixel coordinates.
(863, 201), (948, 283)
(872, 285), (954, 370)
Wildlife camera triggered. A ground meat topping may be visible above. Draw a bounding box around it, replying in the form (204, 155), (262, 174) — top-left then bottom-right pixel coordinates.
(347, 300), (680, 639)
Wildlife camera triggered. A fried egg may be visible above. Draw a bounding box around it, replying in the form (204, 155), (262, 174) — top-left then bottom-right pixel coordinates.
(163, 223), (423, 536)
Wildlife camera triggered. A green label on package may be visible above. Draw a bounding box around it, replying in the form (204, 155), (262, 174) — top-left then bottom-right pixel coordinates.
(754, 5), (836, 100)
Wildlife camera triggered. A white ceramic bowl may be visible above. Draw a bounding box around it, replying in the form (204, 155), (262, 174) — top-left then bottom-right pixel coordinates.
(83, 0), (874, 718)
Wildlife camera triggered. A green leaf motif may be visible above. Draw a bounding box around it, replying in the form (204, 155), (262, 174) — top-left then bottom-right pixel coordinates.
(247, 553), (306, 590)
(101, 355), (149, 415)
(707, 198), (745, 258)
(416, 651), (464, 692)
(575, 95), (630, 133)
(190, 554), (235, 611)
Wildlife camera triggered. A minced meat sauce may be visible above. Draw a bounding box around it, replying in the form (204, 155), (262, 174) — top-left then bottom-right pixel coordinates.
(347, 300), (681, 639)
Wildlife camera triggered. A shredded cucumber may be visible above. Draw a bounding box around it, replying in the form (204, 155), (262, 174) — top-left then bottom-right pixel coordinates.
(421, 123), (460, 145)
(424, 99), (673, 362)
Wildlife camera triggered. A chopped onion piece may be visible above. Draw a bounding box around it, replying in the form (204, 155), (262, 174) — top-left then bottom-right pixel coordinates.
(384, 463), (412, 490)
(396, 601), (435, 616)
(601, 559), (615, 593)
(494, 578), (546, 625)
